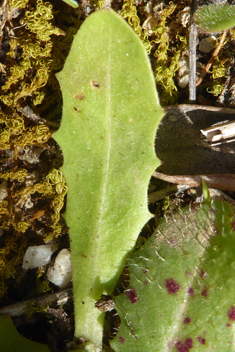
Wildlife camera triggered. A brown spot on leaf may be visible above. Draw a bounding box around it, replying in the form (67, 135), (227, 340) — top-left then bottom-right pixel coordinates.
(228, 306), (235, 321)
(226, 323), (231, 327)
(201, 287), (208, 297)
(231, 221), (235, 231)
(165, 278), (181, 294)
(118, 336), (125, 344)
(185, 271), (192, 277)
(200, 270), (207, 279)
(183, 317), (191, 324)
(74, 93), (85, 100)
(91, 81), (100, 88)
(209, 208), (215, 214)
(143, 281), (148, 285)
(187, 287), (194, 297)
(197, 336), (206, 345)
(175, 338), (193, 352)
(125, 288), (139, 304)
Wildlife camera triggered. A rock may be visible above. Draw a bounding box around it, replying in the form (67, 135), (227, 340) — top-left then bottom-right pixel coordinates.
(199, 36), (216, 53)
(0, 181), (8, 202)
(47, 249), (72, 288)
(22, 242), (58, 270)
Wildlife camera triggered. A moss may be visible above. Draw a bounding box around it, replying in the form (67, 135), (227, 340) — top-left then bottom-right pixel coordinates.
(24, 298), (48, 317)
(43, 169), (68, 243)
(36, 267), (51, 295)
(9, 0), (29, 9)
(1, 0), (64, 107)
(0, 231), (27, 297)
(0, 168), (67, 298)
(120, 1), (189, 105)
(152, 2), (183, 105)
(121, 0), (151, 53)
(207, 33), (229, 97)
(0, 0), (70, 300)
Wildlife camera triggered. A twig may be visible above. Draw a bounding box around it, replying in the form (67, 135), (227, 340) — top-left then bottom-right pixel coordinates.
(196, 30), (228, 87)
(201, 119), (235, 144)
(153, 171), (235, 192)
(20, 105), (59, 130)
(0, 288), (73, 317)
(148, 184), (191, 203)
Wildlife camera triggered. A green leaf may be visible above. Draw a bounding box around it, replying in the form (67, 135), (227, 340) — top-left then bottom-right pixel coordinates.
(194, 4), (235, 33)
(111, 199), (235, 351)
(0, 315), (51, 352)
(61, 0), (78, 8)
(53, 8), (163, 351)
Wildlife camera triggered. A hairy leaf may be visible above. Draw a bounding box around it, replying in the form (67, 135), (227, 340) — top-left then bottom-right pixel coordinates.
(194, 4), (235, 33)
(53, 9), (163, 351)
(0, 315), (50, 352)
(111, 199), (235, 351)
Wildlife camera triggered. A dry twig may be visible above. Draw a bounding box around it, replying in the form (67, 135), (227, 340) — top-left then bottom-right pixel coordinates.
(153, 171), (235, 192)
(196, 30), (228, 87)
(0, 288), (73, 317)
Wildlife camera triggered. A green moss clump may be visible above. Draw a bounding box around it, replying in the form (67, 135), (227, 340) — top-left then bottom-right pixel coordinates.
(121, 0), (151, 54)
(120, 1), (189, 105)
(207, 56), (227, 96)
(206, 34), (229, 97)
(0, 0), (74, 300)
(1, 0), (65, 107)
(152, 2), (186, 105)
(0, 168), (67, 298)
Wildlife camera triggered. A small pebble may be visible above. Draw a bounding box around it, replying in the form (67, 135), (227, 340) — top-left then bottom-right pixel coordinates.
(0, 181), (8, 202)
(23, 242), (58, 270)
(178, 57), (189, 88)
(199, 36), (216, 53)
(47, 249), (72, 289)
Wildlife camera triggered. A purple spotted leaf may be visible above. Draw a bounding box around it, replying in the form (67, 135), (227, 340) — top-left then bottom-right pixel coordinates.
(111, 199), (235, 351)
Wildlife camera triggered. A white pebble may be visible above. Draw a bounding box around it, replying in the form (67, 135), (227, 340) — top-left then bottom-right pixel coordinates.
(23, 242), (58, 270)
(178, 57), (189, 88)
(0, 181), (8, 202)
(178, 74), (189, 89)
(199, 36), (216, 53)
(47, 249), (72, 289)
